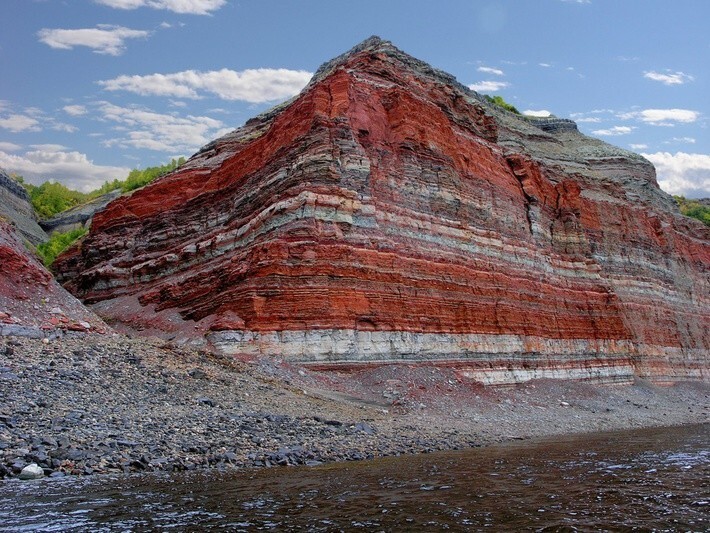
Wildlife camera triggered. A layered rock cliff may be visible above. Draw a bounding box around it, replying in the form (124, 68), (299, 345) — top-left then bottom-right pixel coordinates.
(40, 190), (122, 235)
(0, 169), (48, 246)
(54, 37), (709, 384)
(0, 219), (105, 336)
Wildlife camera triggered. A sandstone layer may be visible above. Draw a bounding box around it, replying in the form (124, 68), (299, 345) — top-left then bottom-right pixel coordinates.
(0, 219), (105, 336)
(54, 37), (709, 384)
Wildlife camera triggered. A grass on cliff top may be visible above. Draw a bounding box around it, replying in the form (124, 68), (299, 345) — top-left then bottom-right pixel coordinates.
(36, 227), (87, 267)
(11, 157), (186, 220)
(674, 196), (710, 226)
(484, 94), (520, 115)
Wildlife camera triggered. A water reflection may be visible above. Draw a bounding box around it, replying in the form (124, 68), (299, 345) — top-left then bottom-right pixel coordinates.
(0, 423), (707, 531)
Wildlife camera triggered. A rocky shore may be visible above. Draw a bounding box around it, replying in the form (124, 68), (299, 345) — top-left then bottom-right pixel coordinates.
(1, 333), (707, 480)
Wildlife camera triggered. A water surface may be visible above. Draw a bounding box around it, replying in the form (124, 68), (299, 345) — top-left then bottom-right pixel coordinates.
(1, 423), (707, 531)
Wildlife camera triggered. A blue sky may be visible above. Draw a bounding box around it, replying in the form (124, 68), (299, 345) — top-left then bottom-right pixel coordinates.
(1, 0), (708, 197)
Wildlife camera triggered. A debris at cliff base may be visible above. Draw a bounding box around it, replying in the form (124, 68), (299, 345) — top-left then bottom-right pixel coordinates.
(1, 334), (707, 479)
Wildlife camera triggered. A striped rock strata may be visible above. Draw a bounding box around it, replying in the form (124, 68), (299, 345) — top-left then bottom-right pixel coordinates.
(54, 37), (709, 384)
(0, 169), (47, 246)
(0, 219), (105, 337)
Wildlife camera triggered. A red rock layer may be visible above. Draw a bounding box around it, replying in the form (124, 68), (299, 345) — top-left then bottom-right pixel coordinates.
(0, 220), (106, 336)
(54, 38), (709, 382)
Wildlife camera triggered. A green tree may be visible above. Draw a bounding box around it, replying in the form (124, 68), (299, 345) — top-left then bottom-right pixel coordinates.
(25, 181), (89, 219)
(19, 156), (187, 219)
(674, 196), (710, 226)
(111, 157), (187, 193)
(36, 227), (87, 267)
(484, 94), (520, 114)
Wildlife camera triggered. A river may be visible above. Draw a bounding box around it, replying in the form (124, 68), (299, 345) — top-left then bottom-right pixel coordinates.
(0, 423), (707, 531)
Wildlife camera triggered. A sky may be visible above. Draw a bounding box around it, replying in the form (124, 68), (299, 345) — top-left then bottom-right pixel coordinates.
(1, 0), (708, 198)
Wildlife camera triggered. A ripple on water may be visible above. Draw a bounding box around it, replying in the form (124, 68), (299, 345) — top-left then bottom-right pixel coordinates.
(0, 423), (707, 531)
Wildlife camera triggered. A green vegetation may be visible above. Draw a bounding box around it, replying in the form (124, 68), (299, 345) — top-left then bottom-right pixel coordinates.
(121, 157), (185, 192)
(24, 181), (92, 219)
(15, 157), (186, 220)
(7, 157), (186, 267)
(484, 94), (520, 115)
(36, 227), (87, 267)
(674, 196), (710, 226)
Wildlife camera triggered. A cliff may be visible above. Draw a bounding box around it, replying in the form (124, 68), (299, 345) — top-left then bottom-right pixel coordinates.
(0, 219), (106, 336)
(53, 37), (709, 384)
(40, 190), (122, 235)
(0, 169), (48, 246)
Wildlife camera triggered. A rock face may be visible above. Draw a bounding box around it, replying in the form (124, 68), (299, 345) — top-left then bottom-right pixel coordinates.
(0, 219), (105, 336)
(54, 37), (709, 384)
(40, 190), (122, 235)
(0, 169), (47, 246)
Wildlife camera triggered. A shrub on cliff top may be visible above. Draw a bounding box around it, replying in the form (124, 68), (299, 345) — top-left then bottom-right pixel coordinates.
(17, 157), (186, 220)
(36, 227), (87, 267)
(674, 196), (710, 226)
(24, 181), (89, 219)
(484, 95), (520, 115)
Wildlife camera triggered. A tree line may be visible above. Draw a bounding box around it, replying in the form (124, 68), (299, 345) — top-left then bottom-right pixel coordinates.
(13, 157), (186, 219)
(10, 157), (185, 266)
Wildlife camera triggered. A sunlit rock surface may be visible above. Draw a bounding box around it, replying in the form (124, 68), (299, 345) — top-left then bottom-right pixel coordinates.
(54, 37), (709, 383)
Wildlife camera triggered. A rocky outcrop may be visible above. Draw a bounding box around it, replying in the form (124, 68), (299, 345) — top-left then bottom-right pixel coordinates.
(40, 190), (122, 235)
(54, 37), (709, 384)
(0, 169), (47, 246)
(0, 219), (106, 337)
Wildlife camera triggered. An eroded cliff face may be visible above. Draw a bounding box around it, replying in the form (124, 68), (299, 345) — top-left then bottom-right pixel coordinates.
(54, 37), (709, 384)
(0, 169), (48, 246)
(0, 220), (105, 336)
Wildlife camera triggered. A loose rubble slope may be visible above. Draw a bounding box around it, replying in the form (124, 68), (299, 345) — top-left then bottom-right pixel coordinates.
(0, 219), (106, 336)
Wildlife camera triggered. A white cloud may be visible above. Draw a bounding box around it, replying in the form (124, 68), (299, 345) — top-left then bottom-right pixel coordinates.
(619, 108), (699, 125)
(30, 144), (67, 152)
(665, 137), (696, 145)
(572, 109), (614, 117)
(99, 67), (313, 103)
(97, 101), (229, 153)
(37, 25), (149, 56)
(592, 126), (634, 136)
(94, 0), (226, 15)
(0, 147), (130, 192)
(523, 109), (551, 117)
(468, 80), (510, 92)
(63, 105), (88, 116)
(629, 143), (648, 150)
(642, 151), (710, 198)
(0, 142), (21, 152)
(643, 71), (694, 86)
(0, 114), (41, 132)
(24, 107), (44, 118)
(51, 122), (78, 133)
(538, 62), (552, 68)
(477, 66), (504, 76)
(575, 117), (601, 123)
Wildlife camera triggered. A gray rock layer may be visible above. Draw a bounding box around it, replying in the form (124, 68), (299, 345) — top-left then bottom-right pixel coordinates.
(0, 169), (47, 245)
